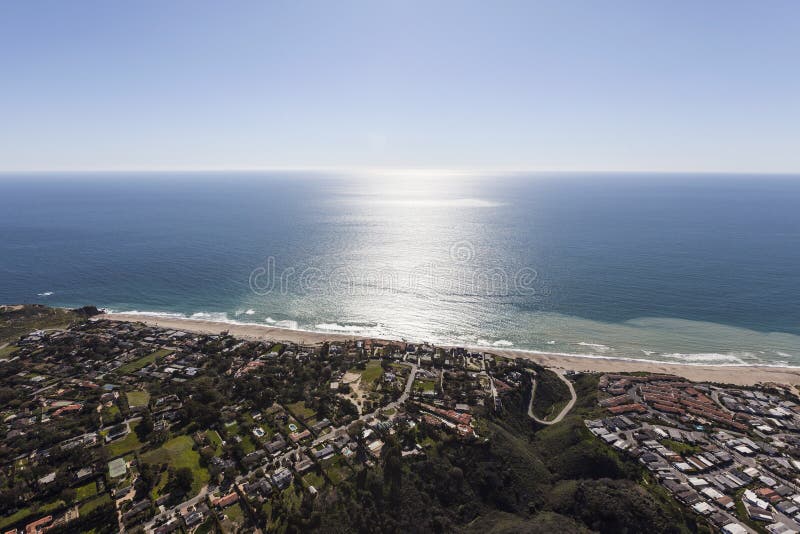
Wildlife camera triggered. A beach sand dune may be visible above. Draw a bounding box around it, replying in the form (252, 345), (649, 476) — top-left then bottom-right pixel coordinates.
(98, 313), (800, 387)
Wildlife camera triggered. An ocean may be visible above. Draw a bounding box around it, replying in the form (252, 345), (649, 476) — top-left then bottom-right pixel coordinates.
(1, 171), (799, 366)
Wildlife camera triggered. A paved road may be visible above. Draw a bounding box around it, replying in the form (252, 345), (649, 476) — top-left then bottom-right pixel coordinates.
(527, 369), (577, 425)
(143, 484), (210, 533)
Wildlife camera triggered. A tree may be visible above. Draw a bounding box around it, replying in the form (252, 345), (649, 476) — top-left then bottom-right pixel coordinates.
(173, 467), (194, 494)
(136, 410), (154, 441)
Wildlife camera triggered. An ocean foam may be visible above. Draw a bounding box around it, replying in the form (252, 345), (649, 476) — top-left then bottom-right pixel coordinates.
(492, 340), (514, 347)
(37, 291), (54, 297)
(660, 352), (750, 365)
(315, 322), (371, 333)
(577, 342), (611, 352)
(190, 312), (230, 322)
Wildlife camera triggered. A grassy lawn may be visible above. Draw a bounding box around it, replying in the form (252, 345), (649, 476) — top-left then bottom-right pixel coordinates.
(78, 493), (110, 516)
(150, 471), (169, 500)
(413, 378), (436, 394)
(141, 435), (209, 496)
(126, 390), (150, 408)
(206, 429), (223, 454)
(106, 422), (143, 458)
(0, 507), (32, 530)
(321, 455), (352, 486)
(286, 401), (316, 421)
(660, 439), (700, 456)
(117, 348), (173, 374)
(101, 404), (121, 421)
(76, 481), (99, 501)
(239, 434), (256, 455)
(0, 499), (65, 530)
(360, 360), (384, 386)
(223, 503), (244, 523)
(0, 345), (20, 359)
(302, 470), (326, 490)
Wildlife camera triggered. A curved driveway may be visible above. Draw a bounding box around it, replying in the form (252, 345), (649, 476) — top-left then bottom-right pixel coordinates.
(527, 369), (577, 425)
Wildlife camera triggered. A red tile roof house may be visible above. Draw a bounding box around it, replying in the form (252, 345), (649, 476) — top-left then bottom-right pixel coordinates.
(212, 492), (239, 508)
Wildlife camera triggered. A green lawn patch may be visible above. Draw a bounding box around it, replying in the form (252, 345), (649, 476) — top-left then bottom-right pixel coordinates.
(76, 481), (99, 501)
(117, 348), (173, 374)
(0, 497), (68, 530)
(302, 470), (326, 490)
(150, 471), (169, 500)
(223, 502), (244, 523)
(239, 434), (256, 455)
(141, 435), (209, 496)
(0, 507), (32, 530)
(206, 429), (223, 454)
(321, 455), (352, 486)
(78, 493), (110, 516)
(660, 439), (700, 457)
(0, 345), (20, 359)
(286, 401), (316, 421)
(101, 404), (121, 421)
(413, 378), (436, 394)
(360, 360), (384, 386)
(106, 422), (143, 458)
(126, 390), (150, 408)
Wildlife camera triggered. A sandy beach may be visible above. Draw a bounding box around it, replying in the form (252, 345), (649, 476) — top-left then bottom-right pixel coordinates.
(98, 312), (800, 387)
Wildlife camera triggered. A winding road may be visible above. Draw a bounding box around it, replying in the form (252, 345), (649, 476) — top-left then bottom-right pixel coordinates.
(527, 368), (577, 425)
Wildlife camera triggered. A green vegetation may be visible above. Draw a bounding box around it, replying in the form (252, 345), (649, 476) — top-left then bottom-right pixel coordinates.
(286, 400), (316, 421)
(78, 494), (111, 516)
(0, 345), (20, 359)
(76, 481), (99, 501)
(101, 404), (121, 422)
(360, 359), (384, 386)
(105, 422), (144, 457)
(126, 390), (150, 408)
(0, 304), (87, 343)
(206, 429), (223, 455)
(302, 470), (326, 490)
(300, 373), (700, 534)
(141, 435), (209, 495)
(0, 498), (65, 530)
(117, 348), (173, 374)
(660, 439), (701, 456)
(531, 368), (571, 420)
(321, 454), (352, 486)
(223, 503), (245, 523)
(413, 378), (436, 394)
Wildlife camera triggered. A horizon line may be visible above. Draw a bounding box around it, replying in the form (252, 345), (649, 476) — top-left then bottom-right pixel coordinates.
(1, 166), (799, 176)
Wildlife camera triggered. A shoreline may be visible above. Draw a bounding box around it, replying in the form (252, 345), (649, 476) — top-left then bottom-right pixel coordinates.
(97, 312), (800, 386)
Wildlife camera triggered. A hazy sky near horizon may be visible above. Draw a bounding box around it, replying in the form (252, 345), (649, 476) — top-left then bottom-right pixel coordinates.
(1, 1), (799, 173)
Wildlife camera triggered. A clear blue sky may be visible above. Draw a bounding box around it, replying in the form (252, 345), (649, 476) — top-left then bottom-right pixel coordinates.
(1, 1), (798, 173)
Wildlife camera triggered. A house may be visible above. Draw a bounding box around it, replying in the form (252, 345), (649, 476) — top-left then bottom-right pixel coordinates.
(212, 492), (238, 508)
(721, 523), (748, 534)
(313, 445), (335, 460)
(272, 468), (292, 490)
(184, 512), (204, 527)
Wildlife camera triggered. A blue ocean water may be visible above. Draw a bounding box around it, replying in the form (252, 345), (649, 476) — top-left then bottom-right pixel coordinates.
(1, 172), (799, 365)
